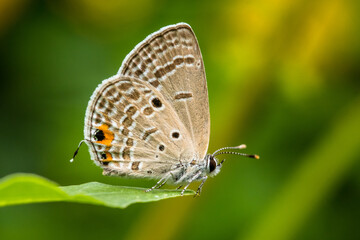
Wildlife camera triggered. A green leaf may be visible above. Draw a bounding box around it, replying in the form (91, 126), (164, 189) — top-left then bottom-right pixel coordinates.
(0, 173), (194, 208)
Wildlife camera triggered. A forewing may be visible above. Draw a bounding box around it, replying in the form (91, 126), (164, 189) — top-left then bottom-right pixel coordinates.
(118, 23), (210, 160)
(84, 76), (194, 178)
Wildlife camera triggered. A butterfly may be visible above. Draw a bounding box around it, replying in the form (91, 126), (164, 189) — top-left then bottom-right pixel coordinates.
(71, 23), (259, 196)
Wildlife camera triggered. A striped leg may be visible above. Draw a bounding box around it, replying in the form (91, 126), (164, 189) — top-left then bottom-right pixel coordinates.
(146, 174), (170, 192)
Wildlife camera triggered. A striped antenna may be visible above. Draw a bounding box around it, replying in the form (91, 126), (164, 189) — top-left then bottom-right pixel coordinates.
(212, 144), (259, 159)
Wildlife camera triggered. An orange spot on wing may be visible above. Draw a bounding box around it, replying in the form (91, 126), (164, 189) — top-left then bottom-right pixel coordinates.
(96, 124), (114, 146)
(105, 152), (113, 161)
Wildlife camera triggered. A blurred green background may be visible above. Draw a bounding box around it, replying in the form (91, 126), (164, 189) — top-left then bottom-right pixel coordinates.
(0, 0), (359, 239)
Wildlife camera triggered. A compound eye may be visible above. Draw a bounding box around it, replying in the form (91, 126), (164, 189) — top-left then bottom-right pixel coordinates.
(209, 156), (217, 173)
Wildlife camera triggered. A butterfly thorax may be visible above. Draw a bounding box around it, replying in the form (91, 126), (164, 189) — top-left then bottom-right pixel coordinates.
(167, 154), (222, 185)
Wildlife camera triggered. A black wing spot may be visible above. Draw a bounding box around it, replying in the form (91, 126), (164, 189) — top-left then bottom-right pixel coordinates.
(151, 98), (162, 108)
(172, 131), (180, 139)
(94, 129), (105, 141)
(159, 144), (165, 151)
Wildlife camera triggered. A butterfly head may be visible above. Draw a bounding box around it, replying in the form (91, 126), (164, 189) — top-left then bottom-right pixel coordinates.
(205, 154), (222, 177)
(206, 144), (260, 177)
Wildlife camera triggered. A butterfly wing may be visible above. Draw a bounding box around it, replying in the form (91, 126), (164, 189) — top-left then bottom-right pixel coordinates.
(118, 23), (210, 161)
(84, 23), (210, 178)
(84, 76), (195, 177)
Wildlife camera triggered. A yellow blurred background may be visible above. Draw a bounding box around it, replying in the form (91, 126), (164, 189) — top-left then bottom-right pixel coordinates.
(0, 0), (359, 240)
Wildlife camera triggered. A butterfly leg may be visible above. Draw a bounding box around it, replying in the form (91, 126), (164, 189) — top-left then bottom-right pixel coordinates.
(155, 180), (167, 189)
(194, 176), (208, 197)
(176, 185), (183, 190)
(181, 170), (202, 196)
(145, 174), (170, 192)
